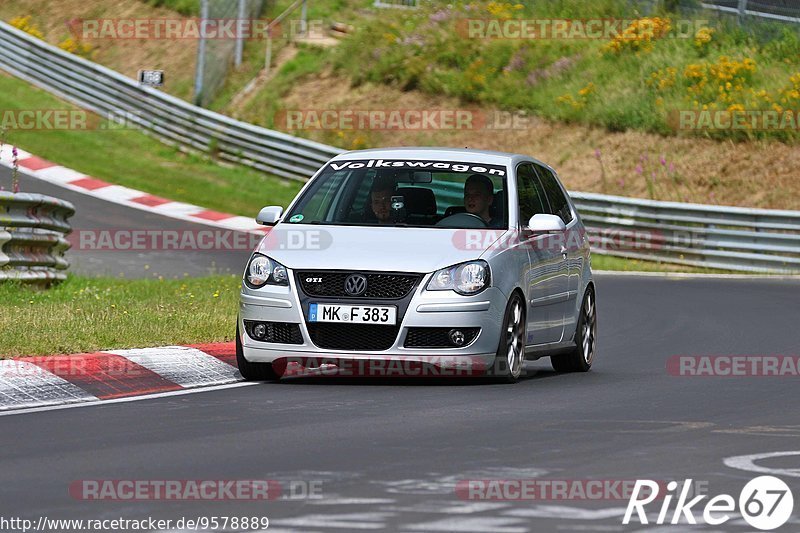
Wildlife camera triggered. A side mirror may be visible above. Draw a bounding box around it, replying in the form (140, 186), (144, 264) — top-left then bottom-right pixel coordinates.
(527, 213), (565, 233)
(256, 206), (283, 226)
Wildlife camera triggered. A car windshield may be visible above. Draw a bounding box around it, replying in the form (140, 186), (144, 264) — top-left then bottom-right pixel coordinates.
(285, 159), (508, 229)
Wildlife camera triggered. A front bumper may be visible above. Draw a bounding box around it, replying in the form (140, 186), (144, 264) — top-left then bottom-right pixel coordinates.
(238, 271), (507, 371)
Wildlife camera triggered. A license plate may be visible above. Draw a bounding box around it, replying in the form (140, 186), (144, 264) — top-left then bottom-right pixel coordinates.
(308, 303), (397, 325)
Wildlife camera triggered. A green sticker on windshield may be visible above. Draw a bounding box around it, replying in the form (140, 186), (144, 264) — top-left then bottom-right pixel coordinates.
(289, 214), (304, 223)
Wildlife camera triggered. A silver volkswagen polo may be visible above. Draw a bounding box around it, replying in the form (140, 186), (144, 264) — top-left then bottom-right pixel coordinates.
(237, 147), (596, 383)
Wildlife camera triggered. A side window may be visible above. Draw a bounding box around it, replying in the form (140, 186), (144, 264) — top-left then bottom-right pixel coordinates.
(533, 164), (573, 225)
(352, 172), (375, 211)
(297, 170), (350, 222)
(516, 163), (548, 226)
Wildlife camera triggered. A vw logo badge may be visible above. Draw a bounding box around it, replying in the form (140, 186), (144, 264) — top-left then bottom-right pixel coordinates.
(344, 274), (367, 296)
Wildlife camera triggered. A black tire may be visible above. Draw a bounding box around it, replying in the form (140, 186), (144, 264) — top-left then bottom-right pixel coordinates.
(551, 287), (596, 373)
(490, 292), (526, 383)
(236, 323), (281, 381)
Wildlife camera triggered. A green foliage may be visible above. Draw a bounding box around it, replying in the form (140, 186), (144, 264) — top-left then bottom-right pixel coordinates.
(0, 73), (302, 215)
(144, 0), (197, 16)
(0, 275), (241, 357)
(332, 0), (800, 141)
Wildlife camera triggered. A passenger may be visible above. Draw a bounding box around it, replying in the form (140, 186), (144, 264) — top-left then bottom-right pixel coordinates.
(464, 174), (501, 227)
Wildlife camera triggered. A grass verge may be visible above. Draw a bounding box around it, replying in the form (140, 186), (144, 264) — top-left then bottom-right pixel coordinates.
(0, 72), (303, 215)
(0, 274), (240, 357)
(590, 254), (732, 274)
(0, 255), (737, 357)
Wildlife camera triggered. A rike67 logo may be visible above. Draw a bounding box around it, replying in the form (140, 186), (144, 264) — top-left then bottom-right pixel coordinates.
(624, 476), (794, 530)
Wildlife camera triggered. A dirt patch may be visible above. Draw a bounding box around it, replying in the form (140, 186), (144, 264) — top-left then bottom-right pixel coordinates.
(227, 46), (299, 119)
(279, 70), (800, 210)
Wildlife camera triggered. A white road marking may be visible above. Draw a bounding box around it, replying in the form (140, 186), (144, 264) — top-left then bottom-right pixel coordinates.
(0, 360), (95, 410)
(503, 505), (628, 520)
(150, 201), (207, 216)
(713, 425), (800, 437)
(89, 184), (146, 202)
(216, 216), (265, 231)
(33, 166), (87, 184)
(376, 478), (461, 495)
(107, 346), (240, 387)
(723, 451), (800, 477)
(309, 497), (397, 505)
(0, 146), (31, 160)
(380, 502), (510, 514)
(270, 512), (393, 530)
(0, 381), (258, 417)
(401, 516), (529, 532)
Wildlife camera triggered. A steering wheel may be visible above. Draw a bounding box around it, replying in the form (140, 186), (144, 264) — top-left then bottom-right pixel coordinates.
(435, 212), (489, 228)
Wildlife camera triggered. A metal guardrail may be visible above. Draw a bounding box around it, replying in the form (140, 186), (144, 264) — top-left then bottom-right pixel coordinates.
(431, 183), (800, 273)
(570, 192), (800, 273)
(1, 21), (799, 273)
(0, 192), (75, 282)
(0, 21), (342, 182)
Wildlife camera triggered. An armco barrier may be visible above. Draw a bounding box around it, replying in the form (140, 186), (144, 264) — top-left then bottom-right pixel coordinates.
(0, 192), (75, 282)
(570, 192), (800, 273)
(2, 21), (799, 273)
(436, 184), (800, 273)
(0, 21), (342, 181)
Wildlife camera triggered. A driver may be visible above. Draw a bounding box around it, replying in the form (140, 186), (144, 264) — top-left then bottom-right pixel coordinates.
(368, 175), (396, 224)
(464, 174), (501, 227)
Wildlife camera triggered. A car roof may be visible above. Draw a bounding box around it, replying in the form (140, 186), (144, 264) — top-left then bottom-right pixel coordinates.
(330, 146), (549, 169)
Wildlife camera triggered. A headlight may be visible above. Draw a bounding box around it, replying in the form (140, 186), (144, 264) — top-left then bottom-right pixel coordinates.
(244, 254), (289, 288)
(426, 260), (490, 295)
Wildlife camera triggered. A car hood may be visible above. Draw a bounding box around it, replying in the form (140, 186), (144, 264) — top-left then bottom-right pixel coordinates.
(255, 224), (508, 273)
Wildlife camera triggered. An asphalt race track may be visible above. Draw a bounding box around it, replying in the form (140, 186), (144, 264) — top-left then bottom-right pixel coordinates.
(2, 169), (800, 531)
(2, 166), (252, 278)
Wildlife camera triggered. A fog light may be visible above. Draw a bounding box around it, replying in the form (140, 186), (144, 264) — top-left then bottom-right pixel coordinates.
(449, 329), (466, 347)
(253, 323), (267, 340)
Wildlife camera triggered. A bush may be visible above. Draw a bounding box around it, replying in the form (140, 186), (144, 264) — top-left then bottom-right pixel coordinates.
(9, 15), (44, 39)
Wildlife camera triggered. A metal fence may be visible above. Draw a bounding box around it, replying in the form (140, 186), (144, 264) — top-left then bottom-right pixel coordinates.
(0, 21), (341, 181)
(194, 0), (266, 107)
(0, 192), (75, 283)
(374, 0), (420, 8)
(700, 0), (800, 24)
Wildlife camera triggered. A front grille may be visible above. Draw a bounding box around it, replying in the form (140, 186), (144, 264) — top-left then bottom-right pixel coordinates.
(404, 327), (481, 348)
(306, 323), (400, 351)
(297, 272), (420, 299)
(243, 320), (304, 344)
